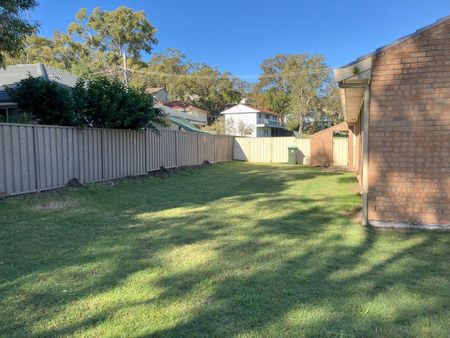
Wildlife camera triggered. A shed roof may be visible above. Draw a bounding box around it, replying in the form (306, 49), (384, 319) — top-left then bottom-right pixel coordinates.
(146, 87), (165, 94)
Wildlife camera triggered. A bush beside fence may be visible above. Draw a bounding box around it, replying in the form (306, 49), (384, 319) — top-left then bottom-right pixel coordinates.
(0, 123), (233, 196)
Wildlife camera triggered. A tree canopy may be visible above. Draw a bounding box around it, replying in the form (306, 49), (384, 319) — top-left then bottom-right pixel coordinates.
(131, 48), (245, 123)
(68, 7), (157, 69)
(8, 76), (166, 130)
(251, 53), (341, 133)
(0, 0), (38, 66)
(7, 6), (157, 77)
(4, 5), (341, 131)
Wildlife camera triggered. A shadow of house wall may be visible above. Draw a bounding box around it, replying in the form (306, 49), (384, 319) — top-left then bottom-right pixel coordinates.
(348, 116), (363, 184)
(310, 122), (354, 167)
(368, 18), (450, 225)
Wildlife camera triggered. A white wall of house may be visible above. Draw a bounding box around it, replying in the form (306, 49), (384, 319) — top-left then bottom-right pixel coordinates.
(221, 104), (261, 137)
(224, 113), (257, 137)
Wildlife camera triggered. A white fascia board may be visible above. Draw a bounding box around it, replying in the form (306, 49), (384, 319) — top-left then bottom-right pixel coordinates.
(333, 57), (372, 83)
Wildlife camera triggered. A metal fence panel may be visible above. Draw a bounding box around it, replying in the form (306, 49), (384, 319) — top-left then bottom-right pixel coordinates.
(233, 137), (311, 164)
(0, 123), (233, 196)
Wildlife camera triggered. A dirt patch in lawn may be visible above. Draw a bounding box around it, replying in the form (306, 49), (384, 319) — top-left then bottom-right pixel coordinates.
(33, 201), (73, 210)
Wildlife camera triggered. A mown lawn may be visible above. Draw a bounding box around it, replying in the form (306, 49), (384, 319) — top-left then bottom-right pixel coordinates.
(0, 162), (449, 337)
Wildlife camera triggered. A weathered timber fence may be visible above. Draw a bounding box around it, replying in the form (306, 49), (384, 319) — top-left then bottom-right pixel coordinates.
(233, 137), (311, 164)
(0, 123), (234, 196)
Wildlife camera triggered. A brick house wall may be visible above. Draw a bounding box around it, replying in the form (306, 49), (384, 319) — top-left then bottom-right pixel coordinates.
(368, 19), (450, 225)
(310, 122), (354, 167)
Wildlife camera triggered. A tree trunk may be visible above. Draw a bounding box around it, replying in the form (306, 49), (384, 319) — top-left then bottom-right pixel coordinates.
(298, 113), (304, 136)
(122, 50), (128, 87)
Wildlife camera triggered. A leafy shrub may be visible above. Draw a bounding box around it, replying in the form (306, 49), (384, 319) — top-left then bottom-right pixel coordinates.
(73, 77), (166, 130)
(7, 76), (76, 125)
(7, 75), (166, 130)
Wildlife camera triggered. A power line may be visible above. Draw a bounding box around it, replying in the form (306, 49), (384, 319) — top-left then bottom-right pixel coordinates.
(122, 67), (332, 80)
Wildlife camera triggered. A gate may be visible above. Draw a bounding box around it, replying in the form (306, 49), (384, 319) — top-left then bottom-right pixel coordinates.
(332, 136), (348, 166)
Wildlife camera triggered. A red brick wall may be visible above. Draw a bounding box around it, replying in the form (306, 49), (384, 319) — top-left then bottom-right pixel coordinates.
(310, 122), (354, 167)
(368, 19), (450, 225)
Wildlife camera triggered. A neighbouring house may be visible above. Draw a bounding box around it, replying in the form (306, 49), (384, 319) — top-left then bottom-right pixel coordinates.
(161, 100), (209, 126)
(146, 87), (209, 133)
(302, 111), (335, 131)
(334, 15), (450, 228)
(0, 63), (78, 122)
(220, 99), (293, 137)
(145, 87), (168, 102)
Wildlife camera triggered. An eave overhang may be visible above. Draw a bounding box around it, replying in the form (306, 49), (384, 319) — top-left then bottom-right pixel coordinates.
(333, 57), (372, 124)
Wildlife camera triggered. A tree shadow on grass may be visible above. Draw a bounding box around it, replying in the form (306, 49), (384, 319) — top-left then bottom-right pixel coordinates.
(151, 215), (449, 337)
(0, 162), (448, 337)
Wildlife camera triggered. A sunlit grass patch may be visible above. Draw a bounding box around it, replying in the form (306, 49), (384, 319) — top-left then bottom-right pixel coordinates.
(0, 162), (449, 337)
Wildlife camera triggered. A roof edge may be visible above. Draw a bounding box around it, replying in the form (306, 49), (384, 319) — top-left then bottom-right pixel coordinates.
(337, 14), (450, 69)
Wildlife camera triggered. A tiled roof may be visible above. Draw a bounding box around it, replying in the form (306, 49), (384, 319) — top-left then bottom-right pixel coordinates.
(244, 104), (278, 116)
(146, 87), (165, 94)
(161, 100), (209, 114)
(44, 65), (79, 87)
(0, 63), (79, 102)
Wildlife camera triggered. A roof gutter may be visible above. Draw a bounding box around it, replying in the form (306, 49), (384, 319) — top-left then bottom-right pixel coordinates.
(338, 82), (370, 226)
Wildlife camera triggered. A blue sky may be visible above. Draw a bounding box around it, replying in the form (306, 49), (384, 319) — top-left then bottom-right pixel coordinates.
(30, 0), (449, 77)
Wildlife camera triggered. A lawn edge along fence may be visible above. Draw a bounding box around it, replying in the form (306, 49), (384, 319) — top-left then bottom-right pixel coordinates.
(0, 123), (234, 196)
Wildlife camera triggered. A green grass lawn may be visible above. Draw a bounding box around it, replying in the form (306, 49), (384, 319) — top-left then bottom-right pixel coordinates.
(0, 162), (449, 337)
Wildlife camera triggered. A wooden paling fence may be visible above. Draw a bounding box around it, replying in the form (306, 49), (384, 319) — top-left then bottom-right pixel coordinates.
(233, 137), (311, 164)
(0, 123), (234, 196)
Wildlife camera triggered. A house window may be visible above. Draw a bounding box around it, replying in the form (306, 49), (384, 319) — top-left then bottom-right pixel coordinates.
(264, 129), (270, 137)
(258, 113), (262, 119)
(8, 109), (20, 123)
(0, 108), (7, 122)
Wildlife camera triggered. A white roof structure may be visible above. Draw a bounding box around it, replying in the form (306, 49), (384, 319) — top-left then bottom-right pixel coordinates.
(220, 103), (278, 116)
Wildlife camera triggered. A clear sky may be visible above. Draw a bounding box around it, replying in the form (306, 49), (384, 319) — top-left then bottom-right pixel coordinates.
(29, 0), (449, 77)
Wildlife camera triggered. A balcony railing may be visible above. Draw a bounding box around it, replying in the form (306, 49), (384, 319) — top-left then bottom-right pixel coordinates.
(256, 118), (285, 127)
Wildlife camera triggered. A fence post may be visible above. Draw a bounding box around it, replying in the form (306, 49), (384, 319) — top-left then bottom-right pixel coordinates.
(144, 129), (148, 173)
(175, 131), (178, 168)
(197, 133), (200, 164)
(230, 136), (234, 160)
(32, 125), (41, 194)
(100, 129), (105, 180)
(213, 135), (216, 163)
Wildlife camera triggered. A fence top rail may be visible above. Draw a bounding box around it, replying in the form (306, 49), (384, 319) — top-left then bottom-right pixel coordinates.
(0, 122), (232, 137)
(234, 136), (311, 140)
(0, 122), (151, 132)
